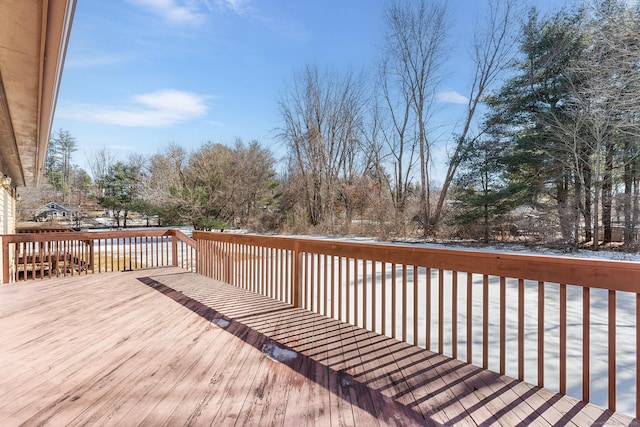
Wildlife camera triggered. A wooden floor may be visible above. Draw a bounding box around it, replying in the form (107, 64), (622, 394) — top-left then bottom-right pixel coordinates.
(0, 268), (637, 426)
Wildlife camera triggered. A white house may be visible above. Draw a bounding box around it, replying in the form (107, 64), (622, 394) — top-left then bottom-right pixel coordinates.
(34, 202), (79, 221)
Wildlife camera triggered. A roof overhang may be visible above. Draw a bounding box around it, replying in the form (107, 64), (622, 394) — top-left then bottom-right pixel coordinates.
(0, 0), (76, 188)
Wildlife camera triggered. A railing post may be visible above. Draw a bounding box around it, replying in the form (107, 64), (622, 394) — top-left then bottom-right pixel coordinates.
(171, 231), (178, 267)
(293, 242), (302, 308)
(1, 236), (8, 284)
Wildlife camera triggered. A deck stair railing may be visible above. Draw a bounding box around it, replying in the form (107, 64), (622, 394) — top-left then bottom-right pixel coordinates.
(1, 228), (196, 283)
(195, 230), (640, 419)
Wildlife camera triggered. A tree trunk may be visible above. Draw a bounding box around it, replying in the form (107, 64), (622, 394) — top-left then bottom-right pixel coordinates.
(583, 166), (592, 243)
(557, 175), (571, 241)
(574, 173), (582, 245)
(601, 144), (614, 244)
(633, 175), (640, 247)
(623, 154), (634, 248)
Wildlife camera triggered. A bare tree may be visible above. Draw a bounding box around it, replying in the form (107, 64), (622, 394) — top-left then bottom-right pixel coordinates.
(380, 0), (447, 236)
(431, 0), (520, 234)
(86, 147), (116, 200)
(278, 64), (366, 230)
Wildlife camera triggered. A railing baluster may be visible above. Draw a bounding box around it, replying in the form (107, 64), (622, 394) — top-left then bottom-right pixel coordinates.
(500, 276), (506, 375)
(271, 247), (276, 297)
(18, 242), (23, 281)
(392, 263), (397, 340)
(381, 262), (386, 337)
(372, 260), (376, 334)
(560, 283), (567, 394)
(413, 265), (418, 347)
(286, 248), (291, 304)
(439, 269), (444, 354)
(538, 280), (545, 388)
(402, 264), (407, 343)
(330, 255), (335, 319)
(363, 260), (368, 330)
(309, 252), (315, 311)
(354, 258), (359, 328)
(39, 241), (44, 279)
(280, 248), (285, 301)
(609, 289), (616, 412)
(452, 271), (458, 359)
(304, 251), (309, 310)
(46, 241), (53, 278)
(518, 278), (525, 381)
(345, 258), (351, 323)
(97, 238), (101, 273)
(426, 267), (431, 350)
(632, 288), (640, 419)
(467, 273), (473, 364)
(483, 274), (489, 369)
(317, 253), (322, 314)
(338, 256), (343, 322)
(583, 286), (591, 403)
(31, 241), (36, 279)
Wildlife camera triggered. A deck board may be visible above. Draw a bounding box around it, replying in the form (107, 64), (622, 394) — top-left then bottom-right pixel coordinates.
(0, 268), (637, 426)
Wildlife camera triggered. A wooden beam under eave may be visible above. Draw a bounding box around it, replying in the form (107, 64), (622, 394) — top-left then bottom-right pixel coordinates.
(35, 0), (76, 187)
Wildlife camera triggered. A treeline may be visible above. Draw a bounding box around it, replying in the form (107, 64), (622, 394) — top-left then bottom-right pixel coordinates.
(39, 0), (640, 250)
(464, 1), (640, 250)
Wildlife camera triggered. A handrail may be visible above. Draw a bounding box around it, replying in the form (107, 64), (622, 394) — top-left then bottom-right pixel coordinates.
(194, 231), (640, 419)
(1, 228), (196, 283)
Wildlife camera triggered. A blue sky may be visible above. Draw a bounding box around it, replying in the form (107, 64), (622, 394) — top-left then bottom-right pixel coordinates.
(53, 0), (567, 176)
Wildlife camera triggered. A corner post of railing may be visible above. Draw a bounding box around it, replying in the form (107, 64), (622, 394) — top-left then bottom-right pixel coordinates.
(1, 236), (8, 284)
(293, 241), (302, 308)
(171, 230), (178, 267)
(195, 237), (201, 275)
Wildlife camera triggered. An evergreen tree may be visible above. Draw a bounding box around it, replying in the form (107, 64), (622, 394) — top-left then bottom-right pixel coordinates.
(46, 129), (78, 202)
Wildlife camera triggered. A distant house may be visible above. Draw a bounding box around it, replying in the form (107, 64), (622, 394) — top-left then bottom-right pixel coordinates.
(34, 202), (79, 221)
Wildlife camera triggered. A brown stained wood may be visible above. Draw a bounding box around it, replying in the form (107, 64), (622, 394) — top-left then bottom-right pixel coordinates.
(193, 231), (640, 293)
(180, 322), (263, 424)
(384, 339), (465, 425)
(468, 369), (552, 427)
(332, 322), (383, 425)
(0, 281), (197, 424)
(88, 321), (238, 426)
(348, 328), (426, 426)
(0, 268), (636, 426)
(253, 306), (298, 426)
(324, 321), (358, 427)
(308, 311), (332, 425)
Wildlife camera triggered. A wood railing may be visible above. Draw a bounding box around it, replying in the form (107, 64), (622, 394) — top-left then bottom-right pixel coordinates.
(1, 229), (196, 283)
(195, 231), (640, 418)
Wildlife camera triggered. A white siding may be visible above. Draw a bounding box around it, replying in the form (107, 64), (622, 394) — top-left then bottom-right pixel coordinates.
(0, 185), (16, 282)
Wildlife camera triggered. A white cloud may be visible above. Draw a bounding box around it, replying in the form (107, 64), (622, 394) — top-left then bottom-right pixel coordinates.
(59, 89), (209, 127)
(216, 0), (251, 15)
(436, 90), (469, 105)
(129, 0), (207, 26)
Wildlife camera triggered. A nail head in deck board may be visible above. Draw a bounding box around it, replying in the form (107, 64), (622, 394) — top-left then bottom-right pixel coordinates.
(0, 268), (637, 426)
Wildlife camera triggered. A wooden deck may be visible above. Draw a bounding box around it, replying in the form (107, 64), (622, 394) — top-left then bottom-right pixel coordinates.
(0, 268), (637, 426)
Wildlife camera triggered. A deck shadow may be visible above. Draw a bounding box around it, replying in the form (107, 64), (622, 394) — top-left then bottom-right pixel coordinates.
(137, 272), (630, 427)
(138, 274), (436, 426)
